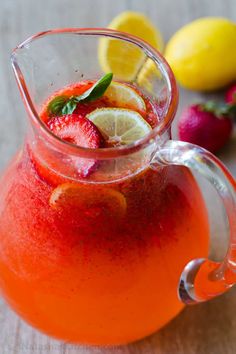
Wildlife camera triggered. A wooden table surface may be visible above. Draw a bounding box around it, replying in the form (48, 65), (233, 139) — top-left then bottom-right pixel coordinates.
(0, 0), (236, 353)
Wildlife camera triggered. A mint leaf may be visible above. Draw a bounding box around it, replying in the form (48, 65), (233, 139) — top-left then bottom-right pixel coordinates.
(62, 99), (77, 115)
(47, 96), (68, 115)
(75, 72), (113, 102)
(47, 73), (113, 116)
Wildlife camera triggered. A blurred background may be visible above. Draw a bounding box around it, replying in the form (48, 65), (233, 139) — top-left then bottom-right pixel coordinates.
(0, 0), (236, 353)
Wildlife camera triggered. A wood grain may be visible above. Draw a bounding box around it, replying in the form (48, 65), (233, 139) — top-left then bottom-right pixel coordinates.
(0, 0), (235, 353)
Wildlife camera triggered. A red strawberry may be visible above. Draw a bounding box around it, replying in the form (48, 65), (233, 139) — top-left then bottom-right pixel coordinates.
(225, 83), (236, 104)
(48, 114), (104, 177)
(178, 103), (234, 153)
(48, 114), (103, 148)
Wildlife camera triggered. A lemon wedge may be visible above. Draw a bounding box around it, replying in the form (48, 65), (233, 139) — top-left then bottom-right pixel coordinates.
(87, 108), (152, 146)
(99, 11), (164, 80)
(104, 82), (146, 111)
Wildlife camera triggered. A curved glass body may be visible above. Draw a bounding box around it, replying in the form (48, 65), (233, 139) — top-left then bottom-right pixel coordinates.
(0, 29), (210, 345)
(0, 150), (209, 344)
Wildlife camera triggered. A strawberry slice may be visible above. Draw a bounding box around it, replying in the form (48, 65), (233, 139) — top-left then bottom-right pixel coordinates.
(48, 114), (103, 148)
(48, 114), (104, 177)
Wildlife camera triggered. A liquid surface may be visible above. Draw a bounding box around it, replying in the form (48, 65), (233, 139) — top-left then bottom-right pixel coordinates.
(40, 80), (158, 131)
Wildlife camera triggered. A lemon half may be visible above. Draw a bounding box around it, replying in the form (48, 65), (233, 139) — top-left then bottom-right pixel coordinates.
(99, 11), (164, 80)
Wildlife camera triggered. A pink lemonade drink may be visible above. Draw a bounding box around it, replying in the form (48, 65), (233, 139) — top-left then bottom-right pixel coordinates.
(0, 76), (209, 345)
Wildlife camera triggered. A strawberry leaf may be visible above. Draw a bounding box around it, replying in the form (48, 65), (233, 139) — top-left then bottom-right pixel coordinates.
(201, 101), (236, 121)
(228, 104), (236, 120)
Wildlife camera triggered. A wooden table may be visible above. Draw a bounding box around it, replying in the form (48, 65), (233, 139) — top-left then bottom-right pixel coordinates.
(0, 0), (235, 353)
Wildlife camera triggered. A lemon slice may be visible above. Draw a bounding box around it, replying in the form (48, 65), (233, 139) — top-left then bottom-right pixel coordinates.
(104, 82), (146, 111)
(50, 183), (127, 219)
(98, 11), (164, 80)
(87, 108), (152, 145)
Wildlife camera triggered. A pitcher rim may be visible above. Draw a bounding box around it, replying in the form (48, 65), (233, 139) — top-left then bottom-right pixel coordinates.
(11, 28), (178, 159)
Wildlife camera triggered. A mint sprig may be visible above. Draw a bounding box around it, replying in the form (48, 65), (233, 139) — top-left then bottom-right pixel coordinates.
(62, 98), (78, 115)
(48, 73), (113, 116)
(47, 96), (68, 115)
(76, 72), (113, 102)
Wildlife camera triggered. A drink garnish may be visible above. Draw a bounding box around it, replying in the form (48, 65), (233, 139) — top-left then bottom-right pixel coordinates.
(47, 73), (113, 115)
(87, 108), (152, 146)
(104, 82), (146, 111)
(49, 183), (127, 220)
(48, 114), (104, 177)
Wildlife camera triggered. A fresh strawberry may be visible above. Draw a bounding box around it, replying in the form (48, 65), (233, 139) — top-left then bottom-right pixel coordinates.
(48, 114), (104, 177)
(178, 102), (235, 153)
(225, 83), (236, 104)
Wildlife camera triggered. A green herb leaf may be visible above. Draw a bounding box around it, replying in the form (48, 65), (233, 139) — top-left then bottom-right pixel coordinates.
(47, 96), (68, 115)
(47, 73), (113, 116)
(201, 101), (236, 121)
(62, 99), (77, 115)
(228, 104), (236, 120)
(75, 72), (113, 102)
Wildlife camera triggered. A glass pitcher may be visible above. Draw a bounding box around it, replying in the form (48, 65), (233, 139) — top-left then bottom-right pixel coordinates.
(0, 28), (235, 346)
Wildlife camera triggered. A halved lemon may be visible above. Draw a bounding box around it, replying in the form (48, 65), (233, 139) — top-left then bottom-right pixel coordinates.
(98, 11), (164, 80)
(104, 82), (146, 111)
(50, 183), (127, 219)
(87, 108), (152, 146)
(137, 59), (162, 93)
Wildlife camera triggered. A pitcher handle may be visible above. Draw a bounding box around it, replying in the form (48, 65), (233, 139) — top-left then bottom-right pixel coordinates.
(151, 140), (236, 304)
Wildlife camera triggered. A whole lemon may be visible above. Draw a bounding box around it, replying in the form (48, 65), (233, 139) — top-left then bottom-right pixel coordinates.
(165, 17), (236, 91)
